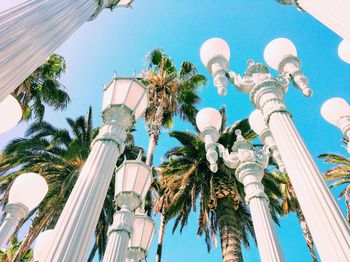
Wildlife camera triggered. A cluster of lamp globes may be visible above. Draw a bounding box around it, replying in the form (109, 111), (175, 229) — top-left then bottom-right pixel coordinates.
(198, 36), (350, 153)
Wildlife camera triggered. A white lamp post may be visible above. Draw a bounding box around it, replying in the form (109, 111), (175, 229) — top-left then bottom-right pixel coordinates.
(103, 155), (153, 262)
(0, 0), (133, 103)
(277, 0), (350, 43)
(196, 108), (285, 262)
(127, 213), (155, 262)
(42, 77), (148, 262)
(0, 95), (22, 134)
(321, 97), (350, 153)
(249, 110), (286, 172)
(33, 229), (54, 262)
(0, 173), (48, 246)
(200, 37), (350, 261)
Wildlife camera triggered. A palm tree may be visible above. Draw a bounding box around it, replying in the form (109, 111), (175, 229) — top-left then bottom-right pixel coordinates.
(12, 54), (70, 121)
(271, 172), (318, 261)
(0, 237), (33, 262)
(157, 108), (282, 262)
(0, 107), (142, 261)
(319, 153), (350, 223)
(141, 49), (206, 262)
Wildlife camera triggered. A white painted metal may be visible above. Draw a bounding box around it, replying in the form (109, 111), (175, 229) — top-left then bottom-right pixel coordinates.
(198, 125), (285, 262)
(42, 122), (129, 261)
(0, 203), (29, 246)
(236, 162), (285, 262)
(103, 207), (135, 262)
(298, 0), (350, 42)
(251, 80), (350, 261)
(0, 0), (98, 102)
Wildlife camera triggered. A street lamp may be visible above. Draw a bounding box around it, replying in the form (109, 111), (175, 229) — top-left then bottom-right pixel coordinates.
(33, 229), (54, 262)
(338, 40), (350, 64)
(127, 213), (155, 262)
(103, 155), (153, 262)
(248, 110), (286, 172)
(200, 37), (350, 261)
(0, 95), (22, 134)
(321, 97), (350, 153)
(43, 77), (149, 261)
(0, 173), (48, 246)
(196, 108), (285, 262)
(0, 0), (133, 103)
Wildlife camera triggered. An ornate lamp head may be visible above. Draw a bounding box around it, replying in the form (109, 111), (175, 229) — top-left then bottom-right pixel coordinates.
(102, 77), (149, 129)
(114, 153), (153, 211)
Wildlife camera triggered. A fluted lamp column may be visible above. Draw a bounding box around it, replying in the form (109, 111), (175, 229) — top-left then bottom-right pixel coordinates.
(196, 108), (285, 262)
(42, 77), (148, 261)
(321, 97), (350, 153)
(200, 37), (350, 261)
(103, 156), (152, 262)
(0, 173), (48, 247)
(126, 213), (155, 262)
(249, 110), (286, 172)
(0, 0), (133, 103)
(277, 0), (350, 43)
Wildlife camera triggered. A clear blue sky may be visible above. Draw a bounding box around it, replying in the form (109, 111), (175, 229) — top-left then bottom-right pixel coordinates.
(1, 0), (349, 261)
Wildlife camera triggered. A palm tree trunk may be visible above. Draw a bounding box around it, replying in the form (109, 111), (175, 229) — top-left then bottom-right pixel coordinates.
(12, 209), (54, 261)
(146, 105), (164, 166)
(218, 224), (243, 262)
(87, 242), (98, 262)
(155, 214), (166, 262)
(217, 198), (243, 262)
(146, 133), (158, 166)
(296, 211), (318, 262)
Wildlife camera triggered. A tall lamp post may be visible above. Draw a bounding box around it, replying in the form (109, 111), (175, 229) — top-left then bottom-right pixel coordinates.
(0, 0), (133, 103)
(42, 77), (149, 261)
(103, 155), (153, 262)
(199, 37), (350, 261)
(321, 97), (350, 153)
(196, 108), (285, 262)
(0, 173), (48, 247)
(277, 0), (350, 43)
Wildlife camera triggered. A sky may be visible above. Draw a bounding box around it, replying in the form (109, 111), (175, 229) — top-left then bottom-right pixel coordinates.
(0, 0), (350, 261)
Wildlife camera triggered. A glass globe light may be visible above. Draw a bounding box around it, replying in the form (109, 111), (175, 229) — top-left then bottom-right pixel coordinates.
(248, 110), (268, 135)
(338, 39), (350, 64)
(196, 108), (222, 133)
(264, 38), (297, 70)
(33, 229), (54, 261)
(200, 38), (230, 68)
(0, 95), (22, 134)
(321, 97), (350, 126)
(9, 173), (48, 211)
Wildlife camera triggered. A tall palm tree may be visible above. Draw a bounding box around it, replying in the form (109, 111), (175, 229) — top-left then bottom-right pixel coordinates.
(319, 153), (350, 223)
(12, 54), (70, 121)
(0, 107), (142, 261)
(271, 172), (318, 261)
(0, 237), (33, 262)
(141, 49), (206, 262)
(157, 108), (282, 262)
